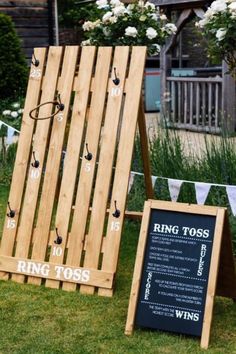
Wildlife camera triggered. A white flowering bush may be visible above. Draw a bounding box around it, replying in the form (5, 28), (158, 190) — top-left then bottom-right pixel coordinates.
(82, 0), (177, 56)
(0, 99), (24, 131)
(196, 0), (236, 77)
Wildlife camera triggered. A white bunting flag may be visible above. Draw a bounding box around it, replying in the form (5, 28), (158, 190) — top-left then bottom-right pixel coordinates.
(226, 186), (236, 216)
(6, 127), (15, 145)
(151, 176), (158, 188)
(128, 173), (135, 193)
(195, 182), (211, 205)
(168, 179), (183, 202)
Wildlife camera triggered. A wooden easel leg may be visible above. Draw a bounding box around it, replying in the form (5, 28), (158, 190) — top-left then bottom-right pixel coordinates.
(137, 98), (154, 199)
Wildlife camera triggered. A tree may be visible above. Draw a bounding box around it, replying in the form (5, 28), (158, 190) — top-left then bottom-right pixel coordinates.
(0, 13), (28, 99)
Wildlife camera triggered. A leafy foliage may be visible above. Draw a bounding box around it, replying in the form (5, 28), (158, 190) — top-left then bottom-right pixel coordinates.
(58, 0), (101, 28)
(0, 13), (28, 99)
(82, 0), (177, 56)
(196, 0), (236, 77)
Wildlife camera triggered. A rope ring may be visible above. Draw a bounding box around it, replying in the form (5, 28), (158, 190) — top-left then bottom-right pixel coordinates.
(29, 100), (64, 121)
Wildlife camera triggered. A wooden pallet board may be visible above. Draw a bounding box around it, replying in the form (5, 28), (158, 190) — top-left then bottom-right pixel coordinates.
(0, 45), (152, 295)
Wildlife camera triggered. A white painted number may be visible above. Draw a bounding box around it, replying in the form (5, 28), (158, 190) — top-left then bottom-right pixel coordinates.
(57, 112), (63, 122)
(85, 163), (91, 172)
(30, 169), (40, 179)
(30, 68), (41, 78)
(111, 221), (120, 232)
(52, 246), (63, 257)
(111, 87), (121, 97)
(7, 219), (16, 229)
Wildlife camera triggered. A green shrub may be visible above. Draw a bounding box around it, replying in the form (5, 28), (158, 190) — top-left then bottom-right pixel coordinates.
(0, 13), (28, 99)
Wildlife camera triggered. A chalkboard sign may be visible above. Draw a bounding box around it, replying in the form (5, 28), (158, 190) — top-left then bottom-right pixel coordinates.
(125, 200), (236, 349)
(135, 208), (215, 336)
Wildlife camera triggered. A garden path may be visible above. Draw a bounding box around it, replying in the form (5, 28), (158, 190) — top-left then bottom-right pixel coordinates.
(145, 113), (236, 158)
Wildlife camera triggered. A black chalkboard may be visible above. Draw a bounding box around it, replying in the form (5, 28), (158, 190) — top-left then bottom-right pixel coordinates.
(135, 208), (216, 337)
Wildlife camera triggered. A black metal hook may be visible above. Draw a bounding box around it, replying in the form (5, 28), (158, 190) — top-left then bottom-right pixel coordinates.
(32, 52), (40, 67)
(54, 228), (63, 245)
(7, 202), (15, 218)
(31, 151), (40, 168)
(56, 94), (65, 111)
(112, 67), (120, 86)
(112, 200), (120, 218)
(84, 143), (92, 161)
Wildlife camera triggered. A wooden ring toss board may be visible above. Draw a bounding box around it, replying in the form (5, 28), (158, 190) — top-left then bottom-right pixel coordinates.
(0, 46), (153, 296)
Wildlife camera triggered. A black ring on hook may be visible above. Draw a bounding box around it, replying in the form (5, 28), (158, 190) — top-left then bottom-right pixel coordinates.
(112, 200), (120, 218)
(7, 202), (15, 218)
(54, 228), (63, 245)
(29, 94), (64, 121)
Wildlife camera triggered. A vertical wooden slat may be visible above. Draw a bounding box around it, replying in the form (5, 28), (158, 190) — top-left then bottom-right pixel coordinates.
(78, 47), (130, 295)
(202, 82), (206, 126)
(208, 83), (212, 128)
(47, 46), (96, 287)
(138, 99), (154, 200)
(171, 81), (175, 124)
(125, 200), (152, 335)
(11, 47), (63, 283)
(98, 46), (147, 297)
(0, 49), (46, 279)
(215, 83), (219, 129)
(177, 82), (181, 124)
(184, 81), (188, 124)
(201, 208), (225, 349)
(189, 82), (193, 125)
(45, 47), (112, 290)
(196, 82), (200, 127)
(27, 46), (79, 286)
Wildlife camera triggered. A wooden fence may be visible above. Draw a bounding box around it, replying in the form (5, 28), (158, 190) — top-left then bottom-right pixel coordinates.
(165, 76), (223, 133)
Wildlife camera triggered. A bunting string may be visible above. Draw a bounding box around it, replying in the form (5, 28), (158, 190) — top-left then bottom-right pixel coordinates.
(128, 171), (236, 216)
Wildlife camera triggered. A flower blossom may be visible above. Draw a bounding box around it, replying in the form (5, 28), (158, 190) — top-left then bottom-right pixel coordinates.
(11, 111), (18, 118)
(81, 39), (91, 46)
(102, 11), (113, 22)
(96, 0), (108, 9)
(160, 14), (167, 20)
(163, 23), (177, 34)
(110, 0), (122, 7)
(12, 102), (20, 108)
(152, 43), (161, 55)
(125, 26), (138, 37)
(146, 27), (157, 39)
(210, 0), (227, 12)
(216, 28), (227, 41)
(228, 1), (236, 11)
(144, 1), (156, 10)
(113, 5), (125, 16)
(2, 110), (11, 115)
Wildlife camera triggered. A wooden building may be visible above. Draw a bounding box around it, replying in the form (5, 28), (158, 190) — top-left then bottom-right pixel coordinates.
(0, 0), (57, 61)
(154, 0), (236, 134)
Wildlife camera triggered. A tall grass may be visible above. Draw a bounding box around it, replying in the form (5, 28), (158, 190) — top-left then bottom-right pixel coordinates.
(128, 130), (236, 251)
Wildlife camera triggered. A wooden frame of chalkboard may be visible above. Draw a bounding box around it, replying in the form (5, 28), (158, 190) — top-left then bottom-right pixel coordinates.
(125, 200), (236, 349)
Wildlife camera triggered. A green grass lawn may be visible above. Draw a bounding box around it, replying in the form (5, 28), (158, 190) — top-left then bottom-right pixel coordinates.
(0, 185), (235, 354)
